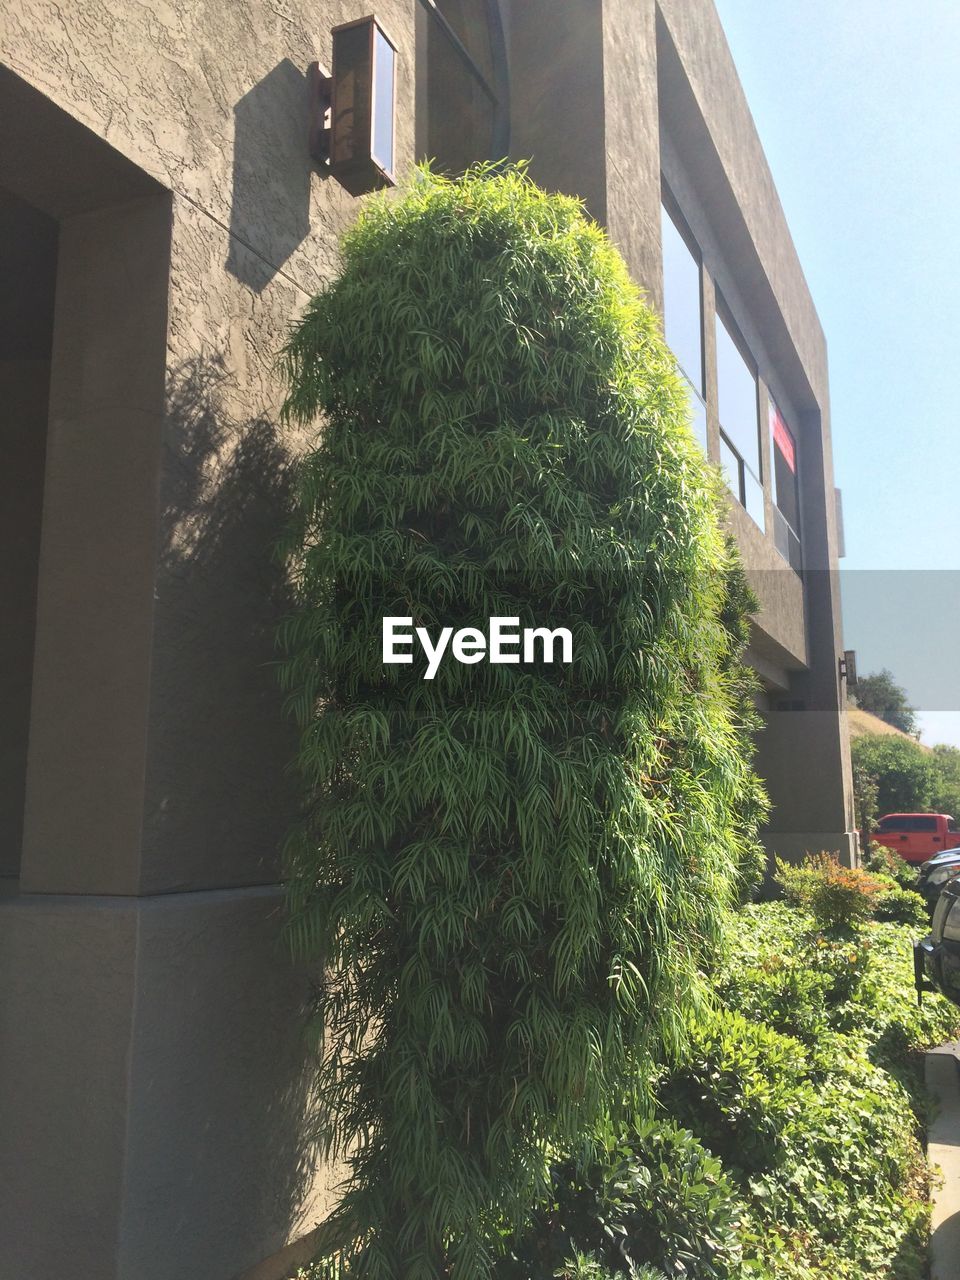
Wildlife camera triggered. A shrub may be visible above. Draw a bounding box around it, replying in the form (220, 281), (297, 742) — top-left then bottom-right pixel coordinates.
(865, 844), (920, 891)
(278, 166), (766, 1276)
(775, 852), (882, 930)
(498, 1120), (749, 1280)
(720, 902), (960, 1100)
(655, 1006), (927, 1280)
(657, 1011), (808, 1176)
(873, 883), (928, 928)
(716, 543), (769, 904)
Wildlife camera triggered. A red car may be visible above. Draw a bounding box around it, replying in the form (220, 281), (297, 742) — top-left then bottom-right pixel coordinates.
(871, 813), (960, 865)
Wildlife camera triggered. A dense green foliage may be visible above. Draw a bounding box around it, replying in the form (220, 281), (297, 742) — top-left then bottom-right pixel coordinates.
(488, 903), (958, 1280)
(278, 167), (766, 1277)
(716, 543), (767, 902)
(930, 742), (960, 815)
(658, 1006), (926, 1280)
(496, 1118), (747, 1280)
(852, 669), (918, 734)
(852, 732), (960, 819)
(717, 904), (959, 1083)
(852, 733), (935, 815)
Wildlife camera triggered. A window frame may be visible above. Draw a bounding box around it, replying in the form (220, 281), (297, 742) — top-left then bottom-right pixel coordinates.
(416, 0), (510, 166)
(660, 184), (706, 399)
(715, 293), (763, 530)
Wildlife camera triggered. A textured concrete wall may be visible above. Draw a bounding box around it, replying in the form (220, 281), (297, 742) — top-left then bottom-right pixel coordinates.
(0, 894), (138, 1277)
(507, 0), (606, 222)
(0, 889), (337, 1280)
(0, 1), (413, 1274)
(0, 0), (413, 299)
(601, 0), (662, 308)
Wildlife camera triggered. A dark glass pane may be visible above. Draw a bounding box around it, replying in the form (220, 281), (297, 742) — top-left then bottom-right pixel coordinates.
(331, 23), (373, 169)
(770, 399), (801, 537)
(661, 205), (703, 395)
(878, 817), (908, 831)
(944, 900), (960, 943)
(914, 817), (938, 832)
(719, 434), (742, 504)
(716, 312), (760, 477)
(371, 29), (396, 174)
(419, 4), (496, 173)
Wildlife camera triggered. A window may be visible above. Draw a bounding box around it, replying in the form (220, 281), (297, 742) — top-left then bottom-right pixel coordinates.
(416, 0), (508, 174)
(716, 305), (763, 530)
(661, 199), (707, 452)
(878, 816), (938, 833)
(949, 819), (958, 833)
(943, 898), (960, 945)
(877, 818), (905, 832)
(770, 398), (801, 571)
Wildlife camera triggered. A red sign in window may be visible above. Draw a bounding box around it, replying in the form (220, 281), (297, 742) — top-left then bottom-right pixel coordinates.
(771, 404), (796, 473)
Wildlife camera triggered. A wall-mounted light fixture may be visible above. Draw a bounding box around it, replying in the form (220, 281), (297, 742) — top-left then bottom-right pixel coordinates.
(839, 649), (858, 688)
(309, 15), (397, 196)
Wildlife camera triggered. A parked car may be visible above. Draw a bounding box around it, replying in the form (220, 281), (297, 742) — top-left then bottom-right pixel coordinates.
(915, 874), (960, 1007)
(916, 850), (960, 912)
(871, 812), (960, 865)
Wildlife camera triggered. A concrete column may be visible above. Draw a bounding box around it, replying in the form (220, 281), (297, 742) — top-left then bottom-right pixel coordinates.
(0, 359), (49, 881)
(600, 0), (661, 304)
(19, 194), (171, 896)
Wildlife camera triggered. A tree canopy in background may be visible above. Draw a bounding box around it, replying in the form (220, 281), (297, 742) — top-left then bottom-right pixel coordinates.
(852, 733), (960, 820)
(852, 669), (917, 735)
(278, 166), (766, 1278)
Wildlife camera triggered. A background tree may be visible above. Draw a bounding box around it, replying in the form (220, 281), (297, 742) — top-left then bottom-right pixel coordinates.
(851, 734), (933, 816)
(930, 743), (960, 816)
(852, 669), (918, 735)
(279, 167), (766, 1278)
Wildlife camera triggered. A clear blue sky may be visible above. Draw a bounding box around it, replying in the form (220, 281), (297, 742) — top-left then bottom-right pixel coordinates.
(713, 0), (960, 745)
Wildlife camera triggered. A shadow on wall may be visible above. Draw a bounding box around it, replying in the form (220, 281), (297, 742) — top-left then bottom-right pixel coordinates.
(227, 59), (313, 292)
(146, 353), (300, 889)
(148, 356), (334, 1271)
